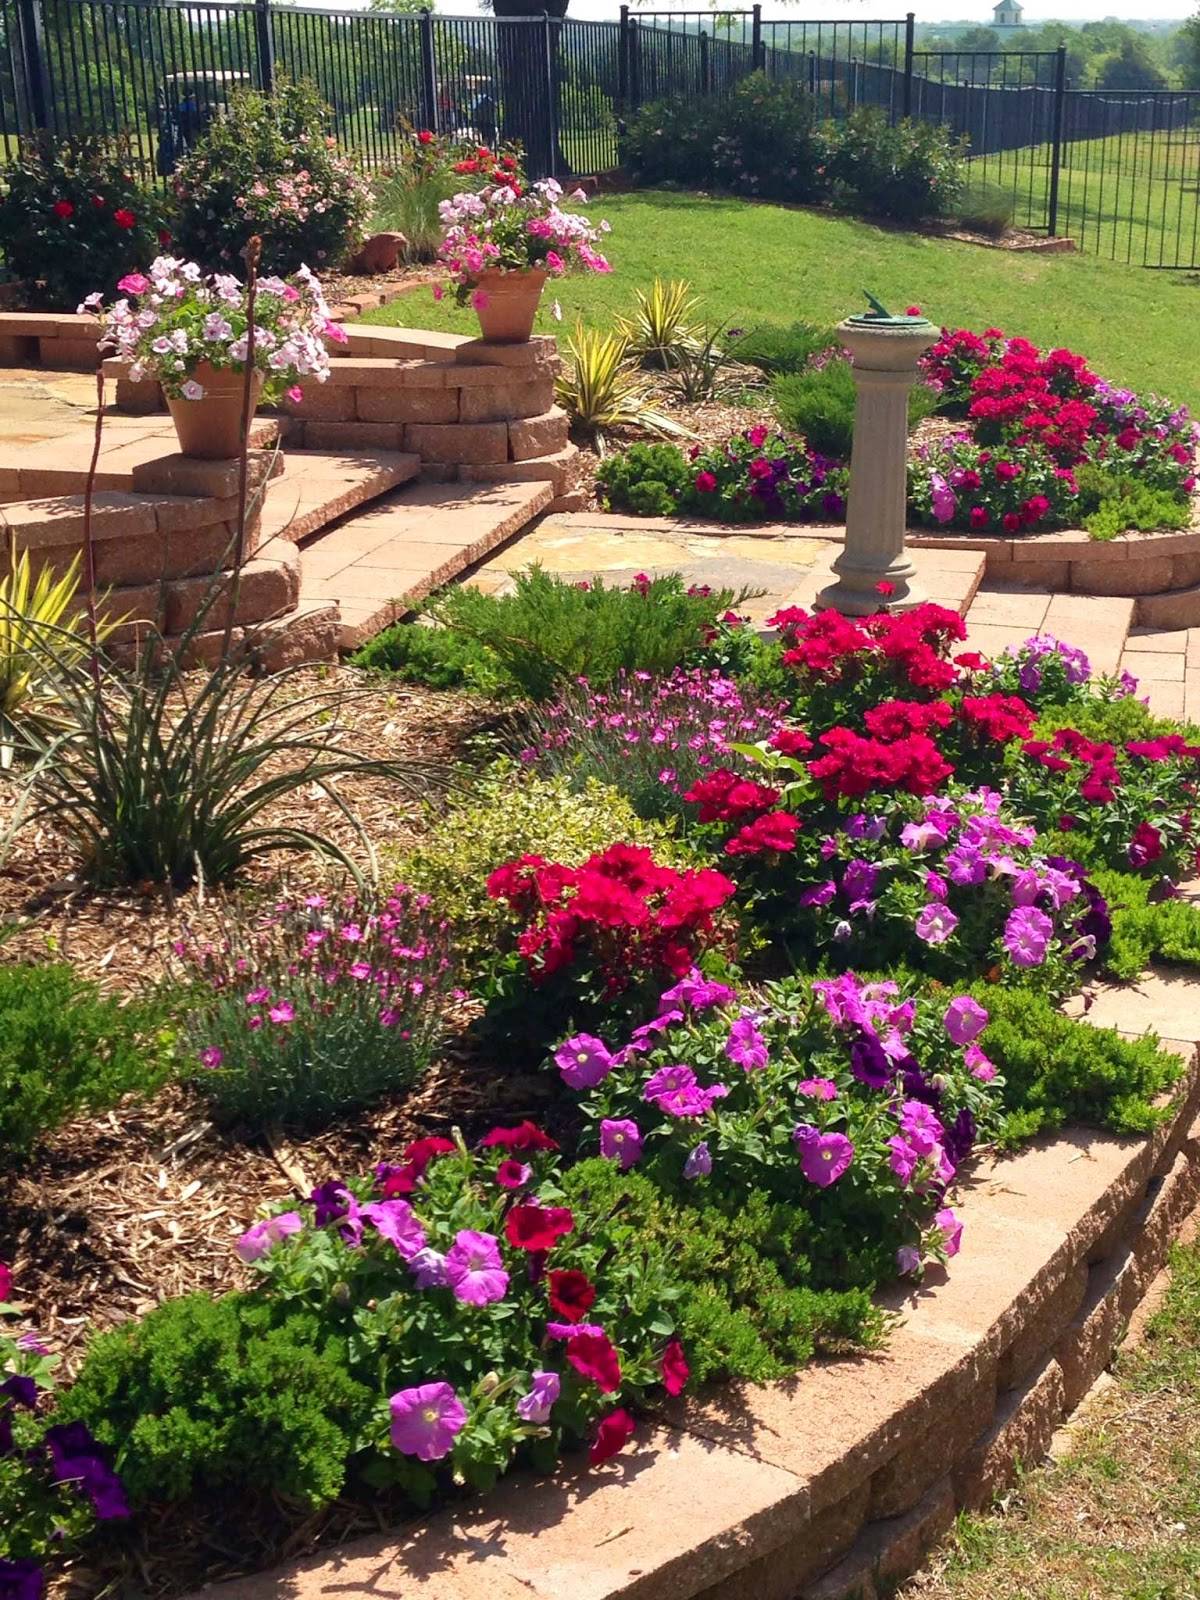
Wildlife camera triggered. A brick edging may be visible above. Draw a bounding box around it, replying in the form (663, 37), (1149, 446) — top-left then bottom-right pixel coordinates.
(179, 1027), (1200, 1600)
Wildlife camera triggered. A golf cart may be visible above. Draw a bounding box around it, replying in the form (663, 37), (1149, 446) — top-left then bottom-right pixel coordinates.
(155, 70), (252, 175)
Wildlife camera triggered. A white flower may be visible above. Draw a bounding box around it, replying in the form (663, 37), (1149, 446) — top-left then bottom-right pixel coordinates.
(203, 312), (233, 342)
(180, 379), (206, 401)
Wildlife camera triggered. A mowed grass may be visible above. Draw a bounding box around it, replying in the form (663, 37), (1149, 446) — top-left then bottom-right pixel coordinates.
(899, 1238), (1200, 1600)
(361, 189), (1200, 412)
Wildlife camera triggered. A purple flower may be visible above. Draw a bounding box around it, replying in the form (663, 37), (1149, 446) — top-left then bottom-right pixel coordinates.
(965, 1043), (997, 1082)
(408, 1247), (449, 1289)
(899, 1100), (944, 1156)
(849, 1031), (893, 1089)
(659, 971), (736, 1012)
(235, 1210), (304, 1264)
(888, 1135), (920, 1184)
(554, 1033), (615, 1090)
(389, 1381), (467, 1461)
(945, 846), (985, 886)
(842, 858), (879, 911)
(44, 1423), (129, 1520)
(268, 1000), (295, 1024)
(516, 1369), (561, 1424)
(896, 1245), (922, 1276)
(846, 812), (888, 841)
(643, 1064), (730, 1118)
(198, 1046), (224, 1070)
(683, 1141), (712, 1179)
(934, 1207), (963, 1257)
(445, 1229), (509, 1306)
(930, 471), (957, 523)
(725, 1016), (769, 1071)
(799, 879), (837, 907)
(599, 1118), (643, 1170)
(0, 1560), (44, 1600)
(943, 995), (988, 1046)
(792, 1126), (854, 1187)
(361, 1199), (426, 1260)
(797, 1077), (838, 1101)
(915, 902), (959, 945)
(1003, 905), (1053, 967)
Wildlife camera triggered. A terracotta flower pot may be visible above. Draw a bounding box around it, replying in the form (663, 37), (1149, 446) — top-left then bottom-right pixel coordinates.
(166, 360), (264, 459)
(471, 269), (547, 344)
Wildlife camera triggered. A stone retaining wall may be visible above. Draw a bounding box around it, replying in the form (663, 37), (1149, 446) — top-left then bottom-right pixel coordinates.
(184, 1009), (1200, 1600)
(910, 522), (1200, 628)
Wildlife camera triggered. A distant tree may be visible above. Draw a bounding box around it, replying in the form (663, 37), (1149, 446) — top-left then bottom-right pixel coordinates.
(1096, 38), (1170, 91)
(1179, 10), (1200, 88)
(369, 0), (431, 10)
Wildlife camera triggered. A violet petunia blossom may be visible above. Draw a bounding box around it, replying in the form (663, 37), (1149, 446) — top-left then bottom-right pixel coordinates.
(407, 1247), (449, 1289)
(554, 1033), (615, 1090)
(44, 1423), (129, 1520)
(793, 1126), (854, 1187)
(1003, 905), (1053, 967)
(445, 1229), (509, 1306)
(943, 995), (988, 1046)
(235, 1211), (305, 1263)
(516, 1369), (561, 1424)
(389, 1382), (467, 1461)
(361, 1199), (426, 1261)
(683, 1141), (712, 1179)
(914, 902), (959, 945)
(599, 1118), (643, 1170)
(725, 1016), (769, 1072)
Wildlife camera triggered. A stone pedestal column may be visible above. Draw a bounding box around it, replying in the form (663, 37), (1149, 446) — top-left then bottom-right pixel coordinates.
(816, 314), (937, 616)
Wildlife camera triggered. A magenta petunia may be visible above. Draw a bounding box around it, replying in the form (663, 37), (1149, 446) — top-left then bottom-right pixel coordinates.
(934, 1206), (963, 1257)
(445, 1229), (509, 1306)
(235, 1211), (304, 1263)
(793, 1126), (854, 1187)
(1003, 905), (1053, 967)
(725, 1016), (769, 1071)
(914, 902), (959, 945)
(389, 1381), (467, 1461)
(361, 1199), (426, 1260)
(599, 1118), (643, 1170)
(943, 995), (988, 1046)
(797, 1077), (838, 1101)
(554, 1033), (615, 1090)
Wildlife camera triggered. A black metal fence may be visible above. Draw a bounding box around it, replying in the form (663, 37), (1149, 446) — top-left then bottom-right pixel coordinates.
(0, 1), (1196, 269)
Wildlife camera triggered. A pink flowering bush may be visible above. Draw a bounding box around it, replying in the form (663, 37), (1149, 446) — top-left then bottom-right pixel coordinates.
(176, 885), (454, 1130)
(90, 254), (339, 404)
(437, 177), (611, 307)
(558, 971), (997, 1284)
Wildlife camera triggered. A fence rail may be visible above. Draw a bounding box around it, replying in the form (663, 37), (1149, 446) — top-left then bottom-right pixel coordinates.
(0, 2), (1196, 269)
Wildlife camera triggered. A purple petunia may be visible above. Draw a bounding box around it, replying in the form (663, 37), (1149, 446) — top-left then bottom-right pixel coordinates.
(389, 1381), (467, 1461)
(235, 1210), (305, 1264)
(516, 1369), (561, 1424)
(407, 1247), (449, 1289)
(914, 902), (959, 945)
(643, 1064), (730, 1118)
(599, 1118), (643, 1170)
(361, 1199), (426, 1260)
(943, 995), (988, 1047)
(725, 1016), (769, 1072)
(445, 1229), (509, 1306)
(44, 1423), (129, 1521)
(554, 1033), (615, 1090)
(1003, 905), (1054, 967)
(792, 1126), (854, 1187)
(683, 1141), (712, 1179)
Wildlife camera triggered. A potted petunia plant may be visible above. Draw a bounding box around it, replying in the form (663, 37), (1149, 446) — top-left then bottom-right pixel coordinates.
(436, 176), (612, 343)
(87, 256), (345, 459)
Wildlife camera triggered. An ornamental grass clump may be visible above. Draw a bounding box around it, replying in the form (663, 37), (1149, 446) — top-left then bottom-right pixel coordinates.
(177, 885), (455, 1131)
(555, 971), (998, 1285)
(524, 667), (788, 824)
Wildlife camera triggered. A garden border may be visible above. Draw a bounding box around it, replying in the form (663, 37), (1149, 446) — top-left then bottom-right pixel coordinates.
(182, 991), (1200, 1600)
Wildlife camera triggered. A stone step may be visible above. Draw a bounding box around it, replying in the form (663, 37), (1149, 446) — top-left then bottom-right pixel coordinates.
(1136, 580), (1200, 631)
(779, 545), (987, 623)
(256, 447), (420, 546)
(960, 588), (1134, 677)
(299, 477), (553, 649)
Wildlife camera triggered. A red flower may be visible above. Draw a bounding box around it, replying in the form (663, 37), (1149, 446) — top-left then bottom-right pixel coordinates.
(506, 1203), (574, 1252)
(90, 193), (105, 209)
(954, 652), (988, 670)
(1002, 512), (1022, 533)
(379, 1134), (456, 1195)
(769, 726), (813, 756)
(548, 1268), (596, 1323)
(694, 470), (718, 493)
(959, 694), (1036, 744)
(683, 768), (780, 824)
(157, 228), (172, 246)
(495, 1159), (530, 1189)
(725, 810), (801, 856)
(589, 1406), (635, 1465)
(1128, 821), (1164, 868)
(660, 1337), (689, 1396)
(418, 129), (435, 144)
(112, 208), (136, 230)
(51, 199), (74, 219)
(969, 506), (989, 529)
(566, 1330), (621, 1392)
(876, 580), (895, 597)
(905, 305), (922, 316)
(0, 1261), (11, 1301)
(479, 1121), (558, 1153)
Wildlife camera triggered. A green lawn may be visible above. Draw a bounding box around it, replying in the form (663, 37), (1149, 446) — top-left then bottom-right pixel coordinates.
(899, 1239), (1200, 1600)
(361, 189), (1200, 412)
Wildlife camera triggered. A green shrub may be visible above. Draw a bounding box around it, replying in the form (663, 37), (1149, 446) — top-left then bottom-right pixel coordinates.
(618, 95), (719, 189)
(595, 440), (693, 517)
(824, 108), (966, 222)
(1074, 463), (1191, 541)
(773, 358), (938, 458)
(59, 1293), (372, 1508)
(371, 128), (521, 263)
(971, 983), (1183, 1145)
(730, 321), (836, 376)
(1089, 867), (1200, 982)
(428, 566), (747, 703)
(399, 766), (675, 975)
(955, 182), (1016, 238)
(172, 80), (370, 274)
(1032, 696), (1178, 747)
(0, 964), (170, 1160)
(0, 135), (166, 311)
(351, 620), (509, 693)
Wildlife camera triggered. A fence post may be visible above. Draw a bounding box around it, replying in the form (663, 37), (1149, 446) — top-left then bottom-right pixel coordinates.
(751, 4), (764, 73)
(902, 12), (914, 119)
(543, 14), (559, 179)
(629, 18), (641, 112)
(15, 0), (50, 133)
(418, 8), (439, 133)
(1047, 42), (1067, 236)
(618, 4), (630, 110)
(254, 0), (275, 95)
(699, 29), (711, 98)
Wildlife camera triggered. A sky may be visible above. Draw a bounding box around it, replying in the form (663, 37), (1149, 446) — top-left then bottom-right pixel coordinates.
(433, 1), (1196, 23)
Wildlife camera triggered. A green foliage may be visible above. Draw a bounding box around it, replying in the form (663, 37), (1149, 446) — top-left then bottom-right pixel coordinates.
(615, 278), (702, 369)
(428, 566), (746, 703)
(172, 80), (370, 274)
(0, 963), (170, 1161)
(1074, 461), (1191, 540)
(0, 134), (165, 311)
(399, 766), (673, 975)
(971, 983), (1182, 1144)
(1032, 695), (1175, 748)
(351, 620), (509, 694)
(773, 358), (938, 458)
(824, 108), (967, 222)
(1090, 867), (1200, 982)
(370, 128), (521, 263)
(955, 182), (1017, 238)
(555, 323), (687, 448)
(729, 321), (837, 376)
(594, 440), (694, 516)
(59, 1293), (372, 1508)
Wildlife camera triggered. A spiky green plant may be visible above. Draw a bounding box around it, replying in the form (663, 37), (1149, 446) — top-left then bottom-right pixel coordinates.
(615, 278), (703, 369)
(556, 324), (689, 452)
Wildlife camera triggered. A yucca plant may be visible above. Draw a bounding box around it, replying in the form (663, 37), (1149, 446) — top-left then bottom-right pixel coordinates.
(662, 324), (734, 405)
(0, 550), (116, 767)
(615, 278), (703, 369)
(556, 324), (689, 453)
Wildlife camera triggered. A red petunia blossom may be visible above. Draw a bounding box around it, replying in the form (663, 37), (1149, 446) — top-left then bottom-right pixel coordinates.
(479, 1121), (559, 1153)
(51, 199), (74, 219)
(113, 208), (136, 229)
(506, 1203), (575, 1252)
(565, 1329), (622, 1392)
(769, 726), (813, 756)
(589, 1406), (635, 1465)
(548, 1268), (596, 1323)
(875, 580), (895, 597)
(0, 1261), (11, 1301)
(725, 810), (801, 856)
(1128, 821), (1164, 867)
(958, 693), (1036, 744)
(379, 1135), (456, 1196)
(495, 1159), (531, 1189)
(660, 1337), (690, 1396)
(418, 129), (435, 144)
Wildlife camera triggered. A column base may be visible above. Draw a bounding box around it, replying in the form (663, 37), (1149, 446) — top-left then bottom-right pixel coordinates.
(815, 553), (925, 617)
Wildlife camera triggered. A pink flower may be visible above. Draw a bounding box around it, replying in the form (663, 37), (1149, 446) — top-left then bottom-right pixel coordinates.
(495, 1159), (532, 1189)
(361, 1199), (426, 1259)
(198, 1046), (224, 1070)
(471, 288), (490, 311)
(389, 1381), (467, 1461)
(590, 1407), (635, 1464)
(934, 1207), (963, 1257)
(268, 1000), (295, 1024)
(797, 1077), (838, 1100)
(545, 250), (565, 274)
(599, 1118), (643, 1170)
(965, 1044), (997, 1081)
(432, 283), (445, 302)
(286, 385), (303, 405)
(235, 1211), (304, 1263)
(117, 272), (150, 295)
(554, 1033), (614, 1089)
(915, 902), (959, 946)
(792, 1126), (854, 1187)
(943, 995), (988, 1046)
(445, 1228), (509, 1305)
(660, 1337), (689, 1395)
